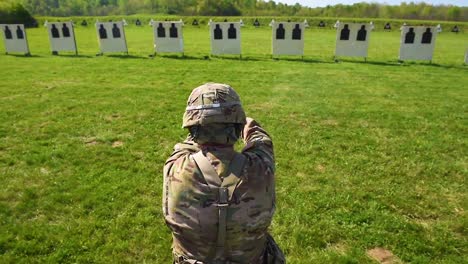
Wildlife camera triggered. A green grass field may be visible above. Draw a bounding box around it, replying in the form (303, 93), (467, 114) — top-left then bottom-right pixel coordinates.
(0, 25), (467, 263)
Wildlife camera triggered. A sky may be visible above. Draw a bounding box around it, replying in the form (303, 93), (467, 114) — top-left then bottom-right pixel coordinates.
(275, 0), (468, 7)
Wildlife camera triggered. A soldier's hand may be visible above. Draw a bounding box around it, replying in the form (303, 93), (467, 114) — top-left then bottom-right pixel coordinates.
(242, 117), (257, 141)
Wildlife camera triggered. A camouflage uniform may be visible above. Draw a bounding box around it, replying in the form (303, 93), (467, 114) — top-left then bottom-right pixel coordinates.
(163, 83), (284, 263)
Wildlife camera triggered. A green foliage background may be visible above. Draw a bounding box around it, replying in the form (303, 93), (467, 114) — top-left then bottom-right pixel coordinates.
(14, 0), (468, 21)
(0, 0), (37, 26)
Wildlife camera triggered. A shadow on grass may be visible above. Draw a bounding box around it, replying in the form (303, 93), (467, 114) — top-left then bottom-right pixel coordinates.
(153, 54), (210, 61)
(56, 54), (94, 58)
(336, 59), (402, 67)
(5, 52), (466, 69)
(5, 54), (42, 58)
(105, 54), (147, 59)
(210, 55), (243, 60)
(208, 55), (335, 64)
(396, 60), (467, 69)
(274, 57), (336, 64)
(154, 54), (265, 61)
(414, 62), (467, 70)
(332, 58), (467, 69)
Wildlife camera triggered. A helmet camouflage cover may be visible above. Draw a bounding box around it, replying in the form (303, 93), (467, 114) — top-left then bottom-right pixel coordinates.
(182, 83), (246, 128)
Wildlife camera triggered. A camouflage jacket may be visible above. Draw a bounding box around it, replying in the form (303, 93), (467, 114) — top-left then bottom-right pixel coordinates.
(163, 119), (276, 263)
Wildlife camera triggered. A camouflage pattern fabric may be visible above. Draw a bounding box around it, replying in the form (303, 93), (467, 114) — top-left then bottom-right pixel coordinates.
(163, 118), (278, 263)
(182, 83), (246, 128)
(263, 234), (286, 264)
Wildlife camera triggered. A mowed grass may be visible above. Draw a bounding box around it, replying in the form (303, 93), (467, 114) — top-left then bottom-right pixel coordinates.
(0, 24), (467, 263)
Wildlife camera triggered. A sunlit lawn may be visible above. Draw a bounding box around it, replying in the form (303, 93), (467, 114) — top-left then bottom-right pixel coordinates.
(0, 24), (467, 263)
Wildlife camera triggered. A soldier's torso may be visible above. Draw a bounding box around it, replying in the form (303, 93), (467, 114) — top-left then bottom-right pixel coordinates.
(164, 145), (275, 263)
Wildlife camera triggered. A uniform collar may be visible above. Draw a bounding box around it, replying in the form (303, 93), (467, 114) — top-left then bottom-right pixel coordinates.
(199, 143), (234, 149)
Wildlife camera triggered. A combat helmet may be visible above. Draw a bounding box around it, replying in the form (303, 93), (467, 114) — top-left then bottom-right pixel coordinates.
(183, 83), (246, 128)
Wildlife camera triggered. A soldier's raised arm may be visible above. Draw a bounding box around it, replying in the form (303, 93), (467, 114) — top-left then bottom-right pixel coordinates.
(241, 117), (275, 173)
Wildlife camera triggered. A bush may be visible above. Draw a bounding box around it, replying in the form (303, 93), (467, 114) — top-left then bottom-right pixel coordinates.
(0, 2), (38, 27)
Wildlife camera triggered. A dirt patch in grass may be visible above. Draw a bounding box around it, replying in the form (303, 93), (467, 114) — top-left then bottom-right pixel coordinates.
(320, 119), (339, 126)
(105, 113), (121, 121)
(84, 137), (98, 146)
(367, 247), (401, 264)
(112, 141), (124, 148)
(40, 168), (50, 175)
(315, 164), (326, 173)
(327, 242), (348, 254)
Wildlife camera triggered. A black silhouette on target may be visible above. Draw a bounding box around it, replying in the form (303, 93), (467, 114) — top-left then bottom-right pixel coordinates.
(112, 23), (121, 38)
(356, 25), (367, 41)
(99, 24), (107, 39)
(214, 24), (222, 39)
(16, 26), (24, 39)
(405, 27), (415, 44)
(292, 24), (301, 40)
(62, 23), (70, 37)
(340, 24), (350, 40)
(421, 28), (432, 44)
(170, 23), (178, 38)
(4, 26), (12, 39)
(51, 24), (60, 38)
(228, 24), (237, 39)
(157, 23), (166, 38)
(276, 24), (285, 39)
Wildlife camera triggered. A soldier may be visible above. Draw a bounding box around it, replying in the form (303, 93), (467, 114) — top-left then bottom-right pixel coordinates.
(163, 83), (285, 264)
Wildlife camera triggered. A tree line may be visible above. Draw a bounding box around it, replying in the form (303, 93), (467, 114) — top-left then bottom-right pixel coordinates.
(11, 0), (468, 21)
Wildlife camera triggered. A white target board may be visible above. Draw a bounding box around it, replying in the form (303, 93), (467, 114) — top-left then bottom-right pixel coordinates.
(0, 24), (30, 54)
(335, 22), (372, 58)
(271, 21), (305, 56)
(464, 49), (468, 64)
(152, 21), (184, 53)
(399, 26), (437, 61)
(46, 22), (77, 53)
(96, 21), (128, 53)
(209, 22), (241, 55)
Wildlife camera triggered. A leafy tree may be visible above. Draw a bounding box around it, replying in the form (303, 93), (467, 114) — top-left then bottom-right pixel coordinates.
(447, 6), (461, 20)
(0, 1), (37, 27)
(16, 0), (468, 21)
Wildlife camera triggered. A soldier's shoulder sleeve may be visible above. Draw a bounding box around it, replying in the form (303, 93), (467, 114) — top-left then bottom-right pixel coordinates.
(162, 139), (200, 216)
(164, 139), (200, 176)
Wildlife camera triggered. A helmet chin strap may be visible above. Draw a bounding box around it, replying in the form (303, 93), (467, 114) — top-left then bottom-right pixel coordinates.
(224, 125), (236, 144)
(188, 126), (200, 141)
